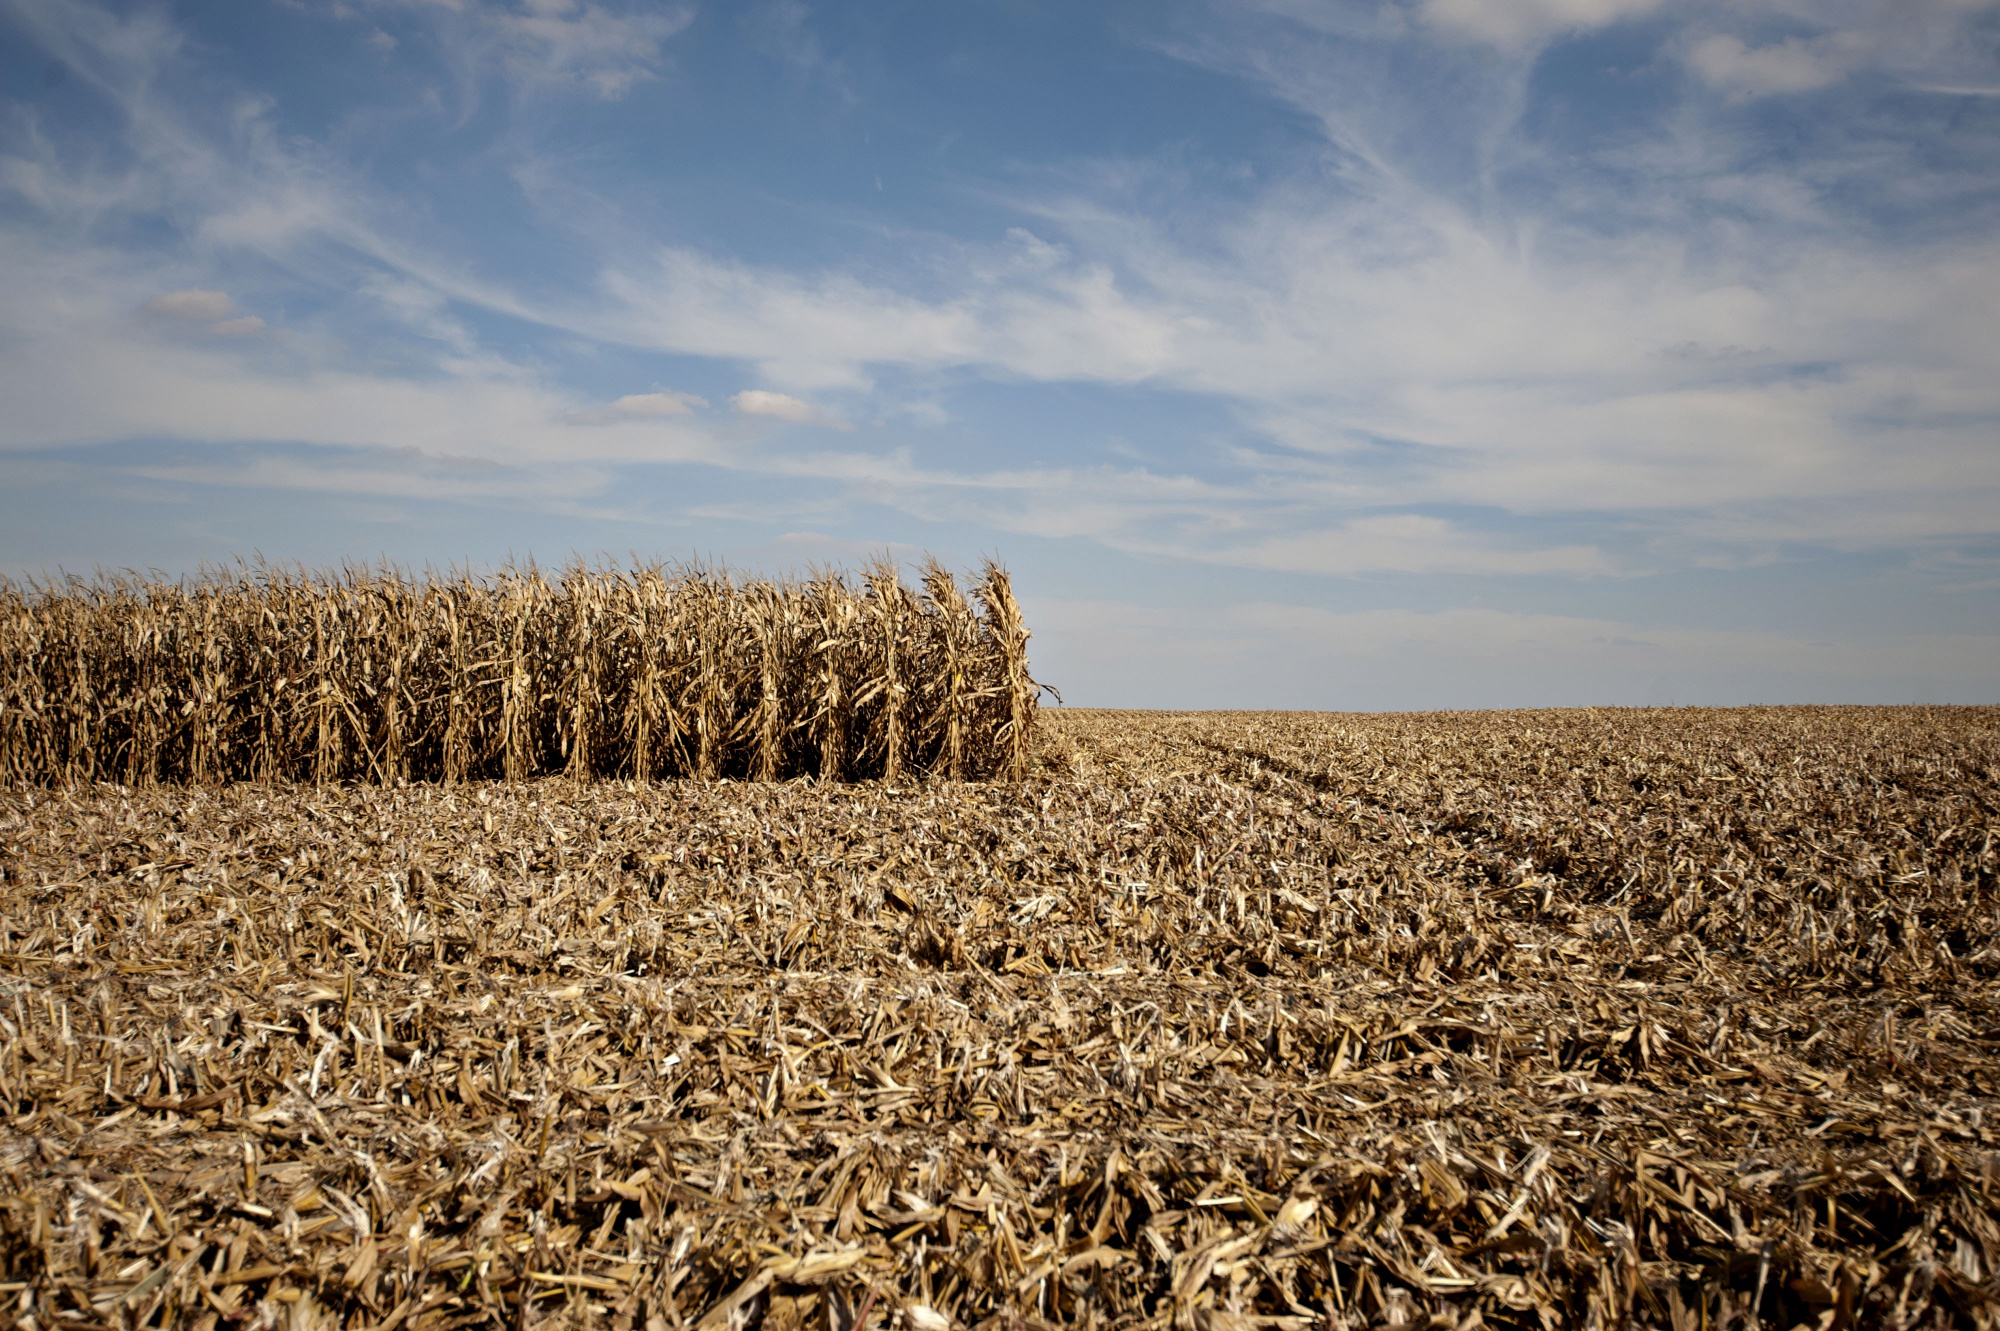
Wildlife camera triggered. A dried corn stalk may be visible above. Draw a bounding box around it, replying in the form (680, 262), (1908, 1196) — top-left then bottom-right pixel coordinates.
(0, 705), (1994, 1330)
(0, 558), (1043, 784)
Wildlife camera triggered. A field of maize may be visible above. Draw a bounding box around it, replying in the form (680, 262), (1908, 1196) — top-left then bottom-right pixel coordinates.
(0, 697), (1997, 1329)
(0, 563), (1038, 786)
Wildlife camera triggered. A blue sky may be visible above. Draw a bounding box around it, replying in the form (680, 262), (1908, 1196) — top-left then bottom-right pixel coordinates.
(2, 0), (1997, 708)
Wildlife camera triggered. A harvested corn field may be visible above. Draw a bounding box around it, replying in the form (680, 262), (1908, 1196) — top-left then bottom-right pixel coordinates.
(1, 704), (1997, 1330)
(0, 560), (1038, 786)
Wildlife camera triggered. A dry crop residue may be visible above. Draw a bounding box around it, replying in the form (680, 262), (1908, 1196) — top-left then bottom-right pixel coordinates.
(0, 705), (1995, 1330)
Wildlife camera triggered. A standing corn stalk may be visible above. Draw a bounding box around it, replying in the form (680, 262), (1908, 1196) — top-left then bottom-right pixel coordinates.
(185, 584), (229, 784)
(686, 573), (733, 780)
(621, 568), (668, 782)
(0, 583), (51, 784)
(921, 560), (977, 781)
(246, 576), (288, 784)
(809, 573), (859, 783)
(559, 562), (606, 781)
(346, 573), (388, 784)
(0, 557), (1044, 784)
(975, 561), (1035, 782)
(55, 590), (96, 784)
(123, 582), (166, 787)
(439, 583), (476, 784)
(308, 588), (341, 785)
(745, 581), (792, 781)
(373, 569), (416, 784)
(866, 559), (912, 782)
(497, 569), (543, 783)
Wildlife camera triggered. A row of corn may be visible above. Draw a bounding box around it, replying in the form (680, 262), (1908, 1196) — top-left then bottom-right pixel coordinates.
(0, 559), (1041, 785)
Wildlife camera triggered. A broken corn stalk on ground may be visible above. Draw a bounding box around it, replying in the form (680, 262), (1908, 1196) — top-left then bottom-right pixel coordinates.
(0, 705), (1996, 1329)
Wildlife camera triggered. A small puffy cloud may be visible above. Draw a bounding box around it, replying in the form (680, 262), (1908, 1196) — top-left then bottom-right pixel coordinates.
(141, 289), (235, 321)
(1419, 0), (1664, 51)
(139, 290), (267, 338)
(731, 389), (850, 429)
(565, 389), (707, 424)
(610, 390), (705, 417)
(733, 389), (815, 422)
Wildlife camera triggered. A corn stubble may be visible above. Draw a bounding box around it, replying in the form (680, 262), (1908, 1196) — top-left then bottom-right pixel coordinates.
(1, 706), (1998, 1330)
(0, 559), (1040, 787)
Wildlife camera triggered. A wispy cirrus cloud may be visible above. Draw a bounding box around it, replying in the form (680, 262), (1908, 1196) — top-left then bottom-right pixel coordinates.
(315, 0), (696, 100)
(1218, 516), (1616, 578)
(555, 190), (2000, 556)
(491, 0), (695, 98)
(1, 0), (1997, 708)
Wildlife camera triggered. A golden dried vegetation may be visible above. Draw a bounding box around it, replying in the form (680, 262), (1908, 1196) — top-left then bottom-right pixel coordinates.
(0, 560), (1040, 786)
(0, 705), (1997, 1330)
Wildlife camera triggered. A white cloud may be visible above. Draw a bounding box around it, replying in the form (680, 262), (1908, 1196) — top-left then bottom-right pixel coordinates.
(731, 389), (850, 429)
(137, 290), (266, 337)
(1679, 3), (2000, 100)
(1686, 32), (1867, 98)
(563, 390), (707, 424)
(1220, 515), (1615, 577)
(1417, 0), (1665, 51)
(123, 447), (609, 504)
(7, 0), (2000, 600)
(599, 250), (977, 389)
(590, 229), (1215, 391)
(609, 390), (705, 417)
(0, 234), (729, 485)
(571, 207), (2000, 550)
(491, 0), (695, 98)
(141, 289), (235, 321)
(265, 0), (694, 99)
(352, 0), (699, 101)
